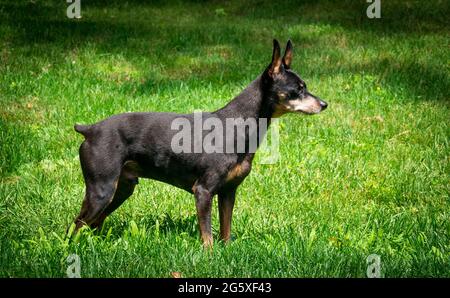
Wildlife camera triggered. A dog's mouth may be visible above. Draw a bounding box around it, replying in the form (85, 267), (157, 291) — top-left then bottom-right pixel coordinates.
(273, 97), (328, 117)
(294, 109), (319, 115)
(295, 104), (327, 115)
(285, 98), (328, 115)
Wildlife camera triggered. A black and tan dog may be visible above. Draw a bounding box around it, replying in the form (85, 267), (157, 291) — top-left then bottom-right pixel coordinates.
(72, 40), (327, 247)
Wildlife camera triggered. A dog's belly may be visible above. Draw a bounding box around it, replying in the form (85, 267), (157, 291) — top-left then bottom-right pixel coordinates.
(122, 159), (198, 193)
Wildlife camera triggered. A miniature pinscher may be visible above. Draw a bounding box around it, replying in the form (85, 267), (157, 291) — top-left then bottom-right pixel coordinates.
(72, 40), (328, 247)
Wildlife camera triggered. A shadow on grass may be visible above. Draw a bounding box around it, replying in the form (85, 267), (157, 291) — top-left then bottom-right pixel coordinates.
(101, 212), (199, 239)
(3, 0), (447, 100)
(233, 0), (449, 34)
(4, 1), (448, 47)
(1, 2), (448, 278)
(1, 0), (448, 176)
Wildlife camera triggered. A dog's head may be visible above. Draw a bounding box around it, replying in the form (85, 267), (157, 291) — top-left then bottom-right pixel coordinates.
(264, 39), (328, 117)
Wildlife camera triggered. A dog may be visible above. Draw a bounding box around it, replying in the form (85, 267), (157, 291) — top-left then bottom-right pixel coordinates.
(72, 39), (328, 247)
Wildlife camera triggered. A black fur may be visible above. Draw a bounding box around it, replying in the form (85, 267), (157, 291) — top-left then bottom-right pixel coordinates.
(72, 39), (328, 246)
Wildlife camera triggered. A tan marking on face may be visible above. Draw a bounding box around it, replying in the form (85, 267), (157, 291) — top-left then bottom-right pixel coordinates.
(278, 92), (287, 100)
(274, 94), (323, 116)
(272, 103), (290, 118)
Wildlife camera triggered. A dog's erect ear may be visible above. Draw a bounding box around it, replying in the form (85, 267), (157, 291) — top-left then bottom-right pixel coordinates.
(282, 40), (293, 69)
(268, 39), (282, 77)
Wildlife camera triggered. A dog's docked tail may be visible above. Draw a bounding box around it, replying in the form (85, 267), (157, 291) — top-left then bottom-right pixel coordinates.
(74, 124), (92, 139)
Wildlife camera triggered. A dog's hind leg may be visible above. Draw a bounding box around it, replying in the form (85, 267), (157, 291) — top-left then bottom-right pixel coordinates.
(90, 167), (138, 230)
(73, 141), (122, 232)
(74, 179), (120, 232)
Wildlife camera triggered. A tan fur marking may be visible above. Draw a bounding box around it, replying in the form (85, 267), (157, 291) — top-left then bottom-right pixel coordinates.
(273, 95), (323, 117)
(278, 92), (287, 100)
(226, 160), (251, 182)
(272, 103), (290, 118)
(226, 164), (244, 182)
(111, 179), (119, 202)
(192, 180), (198, 194)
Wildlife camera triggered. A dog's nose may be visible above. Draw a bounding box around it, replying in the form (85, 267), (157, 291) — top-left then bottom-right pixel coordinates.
(319, 100), (328, 110)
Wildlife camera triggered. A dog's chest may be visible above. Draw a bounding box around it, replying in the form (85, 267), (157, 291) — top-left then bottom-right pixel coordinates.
(226, 159), (252, 183)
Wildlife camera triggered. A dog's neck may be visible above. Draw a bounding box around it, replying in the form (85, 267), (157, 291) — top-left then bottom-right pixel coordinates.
(214, 74), (275, 156)
(215, 74), (274, 123)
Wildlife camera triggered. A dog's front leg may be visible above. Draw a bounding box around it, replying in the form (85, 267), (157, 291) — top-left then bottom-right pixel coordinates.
(194, 184), (213, 248)
(218, 188), (236, 243)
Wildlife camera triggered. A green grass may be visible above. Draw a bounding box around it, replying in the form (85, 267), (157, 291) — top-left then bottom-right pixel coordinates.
(0, 0), (449, 277)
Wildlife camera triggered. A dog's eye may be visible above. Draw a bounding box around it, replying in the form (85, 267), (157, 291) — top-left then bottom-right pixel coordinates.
(300, 86), (308, 96)
(278, 92), (288, 100)
(288, 91), (300, 100)
(299, 82), (306, 93)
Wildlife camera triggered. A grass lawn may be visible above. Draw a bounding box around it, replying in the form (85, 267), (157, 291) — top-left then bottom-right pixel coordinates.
(0, 0), (449, 277)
